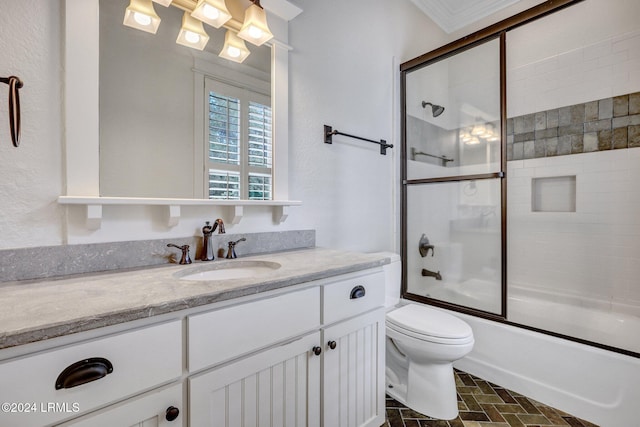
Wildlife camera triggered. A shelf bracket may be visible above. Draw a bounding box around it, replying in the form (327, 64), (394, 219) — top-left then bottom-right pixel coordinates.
(166, 205), (181, 228)
(86, 204), (102, 230)
(274, 205), (289, 223)
(230, 205), (244, 224)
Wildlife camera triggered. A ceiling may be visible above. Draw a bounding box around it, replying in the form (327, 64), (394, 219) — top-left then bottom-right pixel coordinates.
(407, 0), (523, 33)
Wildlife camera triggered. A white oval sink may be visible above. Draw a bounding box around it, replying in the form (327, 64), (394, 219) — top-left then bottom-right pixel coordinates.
(178, 261), (281, 281)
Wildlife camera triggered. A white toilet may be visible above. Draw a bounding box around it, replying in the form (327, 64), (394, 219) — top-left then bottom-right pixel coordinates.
(382, 253), (474, 420)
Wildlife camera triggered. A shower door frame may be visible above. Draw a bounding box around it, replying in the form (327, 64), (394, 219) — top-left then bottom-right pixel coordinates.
(398, 0), (640, 357)
(402, 33), (507, 320)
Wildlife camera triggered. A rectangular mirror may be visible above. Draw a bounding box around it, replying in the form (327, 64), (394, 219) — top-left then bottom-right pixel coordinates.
(99, 0), (272, 199)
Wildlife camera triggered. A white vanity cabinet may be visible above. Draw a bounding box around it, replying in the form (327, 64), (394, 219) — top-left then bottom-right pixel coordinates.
(321, 271), (386, 427)
(0, 265), (386, 427)
(187, 286), (322, 426)
(0, 321), (183, 427)
(187, 268), (386, 427)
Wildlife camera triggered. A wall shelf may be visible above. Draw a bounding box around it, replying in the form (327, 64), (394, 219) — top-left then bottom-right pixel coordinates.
(58, 196), (302, 229)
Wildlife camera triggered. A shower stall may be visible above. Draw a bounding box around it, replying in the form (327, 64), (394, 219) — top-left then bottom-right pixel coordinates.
(401, 0), (640, 358)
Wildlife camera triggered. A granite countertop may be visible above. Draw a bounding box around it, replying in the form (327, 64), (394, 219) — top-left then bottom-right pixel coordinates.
(0, 248), (389, 350)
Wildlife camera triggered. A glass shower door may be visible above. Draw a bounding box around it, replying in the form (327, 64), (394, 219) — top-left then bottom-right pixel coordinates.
(402, 37), (504, 316)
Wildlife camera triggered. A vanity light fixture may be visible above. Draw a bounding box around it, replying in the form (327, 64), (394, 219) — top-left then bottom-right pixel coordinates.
(123, 0), (274, 59)
(176, 12), (210, 50)
(123, 0), (161, 34)
(191, 0), (232, 28)
(237, 0), (274, 46)
(219, 29), (251, 63)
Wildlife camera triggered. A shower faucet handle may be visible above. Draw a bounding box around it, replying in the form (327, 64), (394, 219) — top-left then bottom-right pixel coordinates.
(419, 234), (435, 257)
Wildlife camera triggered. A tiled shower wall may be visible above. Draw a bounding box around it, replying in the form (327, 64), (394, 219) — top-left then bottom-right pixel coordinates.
(507, 147), (640, 314)
(506, 92), (640, 160)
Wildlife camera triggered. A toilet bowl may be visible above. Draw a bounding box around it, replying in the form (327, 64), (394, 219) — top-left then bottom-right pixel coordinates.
(379, 252), (474, 420)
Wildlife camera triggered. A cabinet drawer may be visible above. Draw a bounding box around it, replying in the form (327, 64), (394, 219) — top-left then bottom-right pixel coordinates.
(57, 382), (184, 427)
(188, 286), (320, 372)
(0, 320), (182, 427)
(322, 270), (385, 325)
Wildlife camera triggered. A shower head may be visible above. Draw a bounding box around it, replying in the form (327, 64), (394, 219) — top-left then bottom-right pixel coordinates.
(421, 101), (445, 117)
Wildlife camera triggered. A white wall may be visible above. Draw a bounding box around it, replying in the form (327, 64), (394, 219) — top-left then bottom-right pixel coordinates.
(506, 0), (640, 313)
(0, 0), (64, 248)
(507, 0), (640, 117)
(509, 148), (640, 313)
(0, 0), (444, 251)
(284, 0), (445, 252)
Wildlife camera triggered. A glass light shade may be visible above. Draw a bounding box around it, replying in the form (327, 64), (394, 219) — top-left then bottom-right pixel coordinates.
(191, 0), (232, 28)
(152, 0), (172, 6)
(237, 2), (273, 46)
(176, 12), (210, 50)
(123, 0), (161, 34)
(471, 124), (486, 136)
(219, 30), (251, 63)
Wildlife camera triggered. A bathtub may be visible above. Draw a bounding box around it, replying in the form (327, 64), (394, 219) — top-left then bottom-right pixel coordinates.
(405, 298), (639, 427)
(409, 278), (640, 426)
(425, 280), (640, 354)
(508, 291), (640, 354)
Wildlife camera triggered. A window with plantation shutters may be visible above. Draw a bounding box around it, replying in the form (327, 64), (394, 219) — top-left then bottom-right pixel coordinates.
(205, 78), (272, 200)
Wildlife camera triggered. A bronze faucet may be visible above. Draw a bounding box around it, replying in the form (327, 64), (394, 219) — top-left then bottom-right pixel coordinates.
(225, 238), (246, 259)
(212, 218), (225, 234)
(201, 222), (215, 261)
(167, 244), (192, 264)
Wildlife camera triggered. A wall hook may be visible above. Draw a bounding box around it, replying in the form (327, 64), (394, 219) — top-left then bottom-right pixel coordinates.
(0, 75), (23, 147)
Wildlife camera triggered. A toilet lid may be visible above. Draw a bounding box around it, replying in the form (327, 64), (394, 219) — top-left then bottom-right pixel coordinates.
(386, 304), (472, 340)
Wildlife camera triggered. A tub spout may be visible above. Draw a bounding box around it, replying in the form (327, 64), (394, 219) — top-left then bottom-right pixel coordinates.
(422, 268), (442, 280)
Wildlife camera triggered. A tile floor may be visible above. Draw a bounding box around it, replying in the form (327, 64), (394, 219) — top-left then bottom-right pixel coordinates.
(384, 369), (599, 427)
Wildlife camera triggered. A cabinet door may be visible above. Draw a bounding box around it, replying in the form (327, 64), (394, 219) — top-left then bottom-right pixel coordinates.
(56, 383), (183, 427)
(322, 308), (385, 427)
(190, 332), (321, 427)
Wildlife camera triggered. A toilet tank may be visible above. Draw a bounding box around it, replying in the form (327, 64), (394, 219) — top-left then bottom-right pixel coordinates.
(377, 252), (401, 308)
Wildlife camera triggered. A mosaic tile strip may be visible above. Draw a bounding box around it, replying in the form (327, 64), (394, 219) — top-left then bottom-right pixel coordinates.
(384, 369), (599, 427)
(506, 92), (640, 160)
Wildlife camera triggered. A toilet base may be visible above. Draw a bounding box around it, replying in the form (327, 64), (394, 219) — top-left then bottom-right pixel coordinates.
(387, 361), (459, 420)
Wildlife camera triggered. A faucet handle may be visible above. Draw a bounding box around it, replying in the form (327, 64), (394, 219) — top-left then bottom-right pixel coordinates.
(167, 244), (192, 265)
(419, 234), (435, 257)
(225, 238), (246, 259)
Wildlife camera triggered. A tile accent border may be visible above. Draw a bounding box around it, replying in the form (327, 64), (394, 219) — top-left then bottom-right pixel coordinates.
(507, 92), (640, 160)
(0, 230), (315, 283)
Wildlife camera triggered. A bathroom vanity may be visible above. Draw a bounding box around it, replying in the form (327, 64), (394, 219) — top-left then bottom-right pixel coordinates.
(0, 249), (388, 427)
